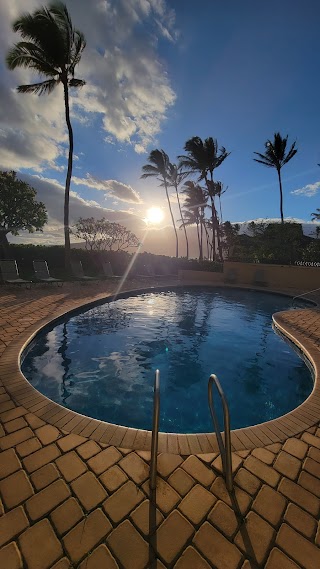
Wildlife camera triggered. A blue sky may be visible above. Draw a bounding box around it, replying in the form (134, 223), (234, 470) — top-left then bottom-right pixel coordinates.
(0, 0), (319, 254)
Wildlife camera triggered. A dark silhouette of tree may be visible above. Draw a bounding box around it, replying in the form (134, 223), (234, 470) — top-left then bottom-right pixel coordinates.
(311, 209), (320, 221)
(0, 171), (47, 257)
(141, 149), (179, 258)
(6, 2), (86, 269)
(167, 163), (189, 258)
(254, 132), (297, 224)
(181, 181), (206, 260)
(179, 136), (229, 261)
(72, 217), (139, 251)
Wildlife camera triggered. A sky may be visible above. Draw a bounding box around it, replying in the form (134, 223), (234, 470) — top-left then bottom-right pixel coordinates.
(0, 0), (320, 256)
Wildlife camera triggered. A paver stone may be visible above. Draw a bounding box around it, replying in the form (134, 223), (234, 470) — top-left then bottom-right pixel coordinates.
(19, 519), (63, 569)
(157, 510), (194, 565)
(194, 521), (242, 569)
(0, 541), (23, 569)
(78, 544), (118, 568)
(63, 509), (112, 564)
(235, 511), (275, 566)
(0, 469), (34, 508)
(179, 484), (216, 525)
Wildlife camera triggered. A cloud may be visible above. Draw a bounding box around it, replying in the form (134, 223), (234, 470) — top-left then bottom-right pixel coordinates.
(291, 181), (320, 197)
(7, 173), (144, 245)
(72, 174), (143, 203)
(0, 0), (177, 171)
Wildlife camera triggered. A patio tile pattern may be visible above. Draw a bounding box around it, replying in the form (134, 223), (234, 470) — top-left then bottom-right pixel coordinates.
(0, 278), (320, 567)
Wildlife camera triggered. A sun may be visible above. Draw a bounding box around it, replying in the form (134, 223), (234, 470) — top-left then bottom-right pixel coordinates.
(145, 207), (164, 225)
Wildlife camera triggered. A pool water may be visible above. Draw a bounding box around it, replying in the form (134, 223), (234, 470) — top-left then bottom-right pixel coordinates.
(21, 287), (313, 433)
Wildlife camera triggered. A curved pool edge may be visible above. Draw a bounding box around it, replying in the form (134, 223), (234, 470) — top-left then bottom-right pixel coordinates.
(1, 283), (320, 455)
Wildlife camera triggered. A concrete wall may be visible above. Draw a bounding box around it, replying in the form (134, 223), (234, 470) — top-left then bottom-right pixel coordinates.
(178, 270), (223, 283)
(179, 262), (319, 290)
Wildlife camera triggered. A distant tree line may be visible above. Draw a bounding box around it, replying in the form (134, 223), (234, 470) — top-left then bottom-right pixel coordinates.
(224, 221), (320, 265)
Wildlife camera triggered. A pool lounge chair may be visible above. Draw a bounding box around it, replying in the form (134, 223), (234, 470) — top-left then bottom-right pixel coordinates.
(33, 260), (63, 286)
(224, 268), (238, 284)
(252, 268), (268, 287)
(71, 260), (97, 283)
(100, 260), (121, 279)
(0, 260), (32, 288)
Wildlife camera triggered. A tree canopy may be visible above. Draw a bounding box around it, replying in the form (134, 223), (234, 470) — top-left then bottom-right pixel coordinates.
(0, 171), (47, 255)
(72, 217), (139, 251)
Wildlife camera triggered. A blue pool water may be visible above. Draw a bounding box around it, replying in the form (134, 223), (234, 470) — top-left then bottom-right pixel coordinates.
(21, 287), (313, 433)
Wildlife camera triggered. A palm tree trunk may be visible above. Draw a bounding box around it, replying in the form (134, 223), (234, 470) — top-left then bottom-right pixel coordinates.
(199, 216), (203, 261)
(277, 168), (284, 224)
(205, 226), (209, 259)
(174, 182), (189, 258)
(164, 181), (179, 258)
(219, 195), (223, 224)
(196, 222), (201, 258)
(63, 80), (74, 270)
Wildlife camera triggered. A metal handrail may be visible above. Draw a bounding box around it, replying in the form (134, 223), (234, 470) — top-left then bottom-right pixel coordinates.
(292, 287), (320, 306)
(208, 374), (233, 493)
(150, 369), (160, 490)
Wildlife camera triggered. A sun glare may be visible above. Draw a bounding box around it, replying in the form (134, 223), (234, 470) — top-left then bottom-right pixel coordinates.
(145, 207), (164, 225)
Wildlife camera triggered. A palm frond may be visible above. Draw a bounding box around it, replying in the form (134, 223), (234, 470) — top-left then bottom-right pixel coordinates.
(282, 141), (297, 166)
(6, 43), (59, 76)
(311, 209), (320, 221)
(17, 78), (59, 95)
(253, 152), (275, 167)
(69, 31), (86, 75)
(69, 78), (85, 88)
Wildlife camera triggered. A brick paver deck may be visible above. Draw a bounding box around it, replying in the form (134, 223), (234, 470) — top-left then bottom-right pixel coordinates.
(0, 278), (320, 568)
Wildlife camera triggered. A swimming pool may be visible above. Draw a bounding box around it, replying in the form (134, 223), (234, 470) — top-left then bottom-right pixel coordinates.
(21, 287), (313, 433)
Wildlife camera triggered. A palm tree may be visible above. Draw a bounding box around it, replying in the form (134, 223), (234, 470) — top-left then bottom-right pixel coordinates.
(141, 149), (179, 258)
(254, 133), (297, 224)
(179, 136), (229, 261)
(181, 181), (207, 260)
(214, 181), (227, 224)
(167, 163), (189, 258)
(311, 209), (320, 221)
(6, 2), (86, 269)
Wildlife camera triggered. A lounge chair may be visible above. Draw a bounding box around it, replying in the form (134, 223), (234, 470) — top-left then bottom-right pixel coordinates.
(100, 260), (121, 279)
(71, 260), (97, 283)
(224, 268), (238, 284)
(33, 260), (63, 286)
(252, 269), (268, 287)
(0, 260), (32, 288)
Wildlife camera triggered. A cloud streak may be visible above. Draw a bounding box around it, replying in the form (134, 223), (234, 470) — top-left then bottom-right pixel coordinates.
(291, 181), (320, 197)
(72, 175), (143, 204)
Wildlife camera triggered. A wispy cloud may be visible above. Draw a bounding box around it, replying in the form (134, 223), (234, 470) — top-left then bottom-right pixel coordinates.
(291, 181), (320, 197)
(73, 174), (143, 204)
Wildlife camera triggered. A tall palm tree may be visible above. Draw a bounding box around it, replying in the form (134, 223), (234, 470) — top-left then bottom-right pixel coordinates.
(6, 2), (86, 269)
(179, 136), (229, 261)
(167, 163), (189, 258)
(181, 181), (207, 260)
(254, 133), (297, 224)
(141, 149), (179, 258)
(213, 181), (227, 224)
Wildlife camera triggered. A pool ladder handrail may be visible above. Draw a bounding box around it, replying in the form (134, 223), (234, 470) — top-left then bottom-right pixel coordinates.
(150, 369), (160, 490)
(292, 287), (320, 307)
(208, 374), (233, 493)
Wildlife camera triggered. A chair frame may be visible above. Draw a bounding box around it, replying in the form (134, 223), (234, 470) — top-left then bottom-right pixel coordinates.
(0, 260), (32, 289)
(33, 260), (63, 287)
